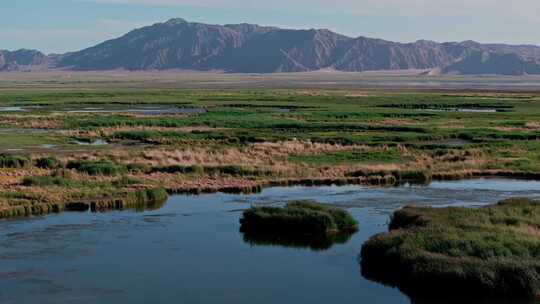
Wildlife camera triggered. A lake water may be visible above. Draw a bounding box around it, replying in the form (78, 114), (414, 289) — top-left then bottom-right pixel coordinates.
(1, 178), (540, 304)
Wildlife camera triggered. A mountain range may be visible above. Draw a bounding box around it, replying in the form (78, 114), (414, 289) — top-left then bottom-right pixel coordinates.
(2, 18), (540, 75)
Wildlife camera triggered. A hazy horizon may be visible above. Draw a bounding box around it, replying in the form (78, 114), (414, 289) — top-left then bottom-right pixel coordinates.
(2, 0), (540, 54)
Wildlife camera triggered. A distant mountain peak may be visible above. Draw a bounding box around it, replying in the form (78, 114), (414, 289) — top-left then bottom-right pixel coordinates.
(164, 18), (188, 26)
(4, 18), (540, 75)
(414, 39), (439, 46)
(0, 49), (48, 71)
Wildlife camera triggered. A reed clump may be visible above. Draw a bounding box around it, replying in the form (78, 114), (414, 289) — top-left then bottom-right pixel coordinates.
(0, 154), (31, 168)
(361, 198), (540, 299)
(67, 160), (127, 176)
(240, 200), (358, 235)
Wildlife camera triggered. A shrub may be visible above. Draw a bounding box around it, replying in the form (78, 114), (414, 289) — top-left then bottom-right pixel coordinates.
(127, 163), (152, 174)
(112, 176), (141, 187)
(112, 131), (159, 141)
(0, 154), (31, 168)
(90, 188), (169, 212)
(240, 200), (358, 235)
(205, 165), (273, 177)
(140, 188), (169, 204)
(67, 160), (126, 176)
(153, 165), (270, 177)
(392, 170), (432, 183)
(36, 157), (60, 169)
(152, 165), (204, 175)
(22, 175), (71, 187)
(289, 150), (402, 165)
(346, 169), (432, 184)
(51, 169), (72, 178)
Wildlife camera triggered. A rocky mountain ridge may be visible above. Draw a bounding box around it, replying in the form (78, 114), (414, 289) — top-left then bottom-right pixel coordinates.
(3, 18), (540, 75)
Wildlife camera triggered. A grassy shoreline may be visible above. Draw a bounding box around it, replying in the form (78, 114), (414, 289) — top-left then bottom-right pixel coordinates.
(0, 167), (540, 219)
(0, 188), (169, 218)
(361, 198), (540, 299)
(1, 160), (540, 219)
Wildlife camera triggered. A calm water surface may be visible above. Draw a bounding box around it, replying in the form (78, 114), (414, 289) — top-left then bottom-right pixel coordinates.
(1, 178), (540, 304)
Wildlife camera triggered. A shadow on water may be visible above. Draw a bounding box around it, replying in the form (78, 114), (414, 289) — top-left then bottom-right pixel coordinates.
(241, 230), (356, 251)
(410, 297), (540, 304)
(359, 249), (540, 304)
(90, 197), (168, 213)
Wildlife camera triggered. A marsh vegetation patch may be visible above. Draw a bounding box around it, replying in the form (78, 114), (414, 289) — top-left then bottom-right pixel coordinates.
(240, 200), (358, 236)
(361, 198), (540, 299)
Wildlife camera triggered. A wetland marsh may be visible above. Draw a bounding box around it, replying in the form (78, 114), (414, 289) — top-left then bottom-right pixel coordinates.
(1, 74), (540, 302)
(1, 83), (540, 216)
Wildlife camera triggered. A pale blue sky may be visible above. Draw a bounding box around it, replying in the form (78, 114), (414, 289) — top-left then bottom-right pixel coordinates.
(2, 0), (539, 53)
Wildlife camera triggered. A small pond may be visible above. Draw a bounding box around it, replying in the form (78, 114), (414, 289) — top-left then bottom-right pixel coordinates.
(0, 106), (26, 112)
(71, 139), (109, 146)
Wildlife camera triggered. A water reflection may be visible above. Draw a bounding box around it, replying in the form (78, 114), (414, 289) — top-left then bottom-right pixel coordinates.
(242, 230), (355, 251)
(89, 195), (168, 213)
